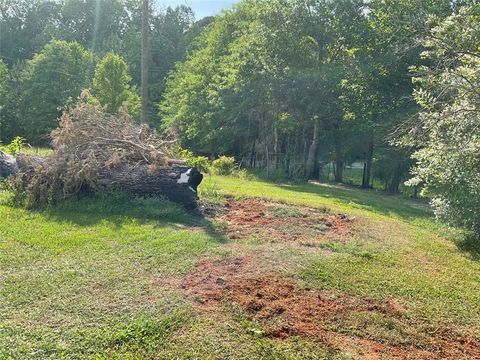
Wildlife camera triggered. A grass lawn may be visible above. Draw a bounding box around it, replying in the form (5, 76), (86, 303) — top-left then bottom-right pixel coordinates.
(1, 175), (479, 359)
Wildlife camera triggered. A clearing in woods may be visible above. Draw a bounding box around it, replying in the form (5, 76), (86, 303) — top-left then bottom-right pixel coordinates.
(0, 175), (479, 359)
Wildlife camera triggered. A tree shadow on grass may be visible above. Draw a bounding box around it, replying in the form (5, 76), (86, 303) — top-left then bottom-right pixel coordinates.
(36, 192), (228, 244)
(272, 181), (480, 261)
(454, 233), (480, 261)
(274, 181), (432, 222)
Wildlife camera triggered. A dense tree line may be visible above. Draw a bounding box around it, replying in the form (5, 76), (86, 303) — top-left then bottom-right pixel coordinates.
(0, 0), (208, 141)
(161, 0), (460, 190)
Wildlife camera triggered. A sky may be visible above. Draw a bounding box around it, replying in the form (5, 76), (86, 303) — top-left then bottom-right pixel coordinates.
(156, 0), (239, 19)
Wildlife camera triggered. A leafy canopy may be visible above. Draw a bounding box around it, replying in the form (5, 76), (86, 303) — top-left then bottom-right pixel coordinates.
(93, 53), (140, 116)
(19, 39), (94, 143)
(406, 3), (480, 234)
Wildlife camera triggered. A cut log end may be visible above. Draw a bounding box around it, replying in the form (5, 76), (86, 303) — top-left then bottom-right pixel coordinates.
(0, 151), (19, 178)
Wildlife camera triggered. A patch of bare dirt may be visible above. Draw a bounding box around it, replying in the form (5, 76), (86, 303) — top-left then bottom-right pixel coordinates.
(181, 256), (480, 360)
(216, 198), (354, 245)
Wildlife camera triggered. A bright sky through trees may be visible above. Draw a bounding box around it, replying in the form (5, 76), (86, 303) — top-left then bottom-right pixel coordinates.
(156, 0), (238, 18)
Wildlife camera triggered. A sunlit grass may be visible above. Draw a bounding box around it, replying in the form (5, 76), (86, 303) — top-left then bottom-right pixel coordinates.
(20, 146), (53, 156)
(0, 175), (479, 358)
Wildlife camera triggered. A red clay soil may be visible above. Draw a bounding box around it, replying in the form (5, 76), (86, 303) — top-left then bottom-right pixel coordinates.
(220, 198), (354, 244)
(181, 256), (480, 360)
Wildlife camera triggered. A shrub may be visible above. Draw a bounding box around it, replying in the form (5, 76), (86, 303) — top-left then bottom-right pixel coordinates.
(93, 53), (140, 116)
(211, 156), (236, 175)
(0, 136), (26, 155)
(188, 156), (210, 174)
(175, 147), (210, 173)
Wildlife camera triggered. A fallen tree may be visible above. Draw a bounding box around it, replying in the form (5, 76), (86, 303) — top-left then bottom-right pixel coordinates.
(0, 101), (203, 208)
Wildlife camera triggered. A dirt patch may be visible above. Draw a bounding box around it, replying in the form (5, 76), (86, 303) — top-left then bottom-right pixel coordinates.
(181, 257), (480, 360)
(216, 198), (354, 245)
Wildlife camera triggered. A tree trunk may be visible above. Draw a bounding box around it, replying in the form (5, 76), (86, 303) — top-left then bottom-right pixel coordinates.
(274, 126), (279, 169)
(334, 136), (343, 183)
(250, 139), (256, 167)
(141, 0), (149, 123)
(0, 151), (18, 177)
(334, 159), (343, 182)
(98, 165), (202, 209)
(266, 143), (270, 179)
(387, 167), (402, 193)
(305, 120), (320, 179)
(0, 152), (203, 209)
(362, 138), (374, 188)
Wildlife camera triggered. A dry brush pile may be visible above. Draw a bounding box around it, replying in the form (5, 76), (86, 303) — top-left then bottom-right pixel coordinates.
(3, 101), (201, 207)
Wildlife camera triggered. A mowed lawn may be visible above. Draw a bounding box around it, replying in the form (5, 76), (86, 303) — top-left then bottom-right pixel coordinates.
(0, 176), (479, 359)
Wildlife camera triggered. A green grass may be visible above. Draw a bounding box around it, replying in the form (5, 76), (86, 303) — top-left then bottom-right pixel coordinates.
(203, 176), (480, 330)
(19, 147), (53, 157)
(1, 175), (479, 359)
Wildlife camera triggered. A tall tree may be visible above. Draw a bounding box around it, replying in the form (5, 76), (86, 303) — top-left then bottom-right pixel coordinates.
(161, 0), (368, 180)
(58, 0), (129, 54)
(141, 0), (149, 123)
(0, 0), (61, 66)
(405, 3), (480, 234)
(148, 5), (195, 124)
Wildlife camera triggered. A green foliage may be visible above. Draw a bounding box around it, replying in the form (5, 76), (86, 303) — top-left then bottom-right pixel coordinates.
(211, 156), (237, 176)
(3, 0), (479, 234)
(0, 60), (9, 112)
(406, 4), (480, 234)
(0, 0), (63, 66)
(19, 40), (94, 143)
(160, 0), (451, 186)
(58, 0), (129, 54)
(372, 147), (413, 193)
(0, 60), (13, 142)
(148, 6), (195, 123)
(1, 0), (200, 137)
(93, 53), (140, 116)
(0, 137), (27, 155)
(175, 147), (210, 173)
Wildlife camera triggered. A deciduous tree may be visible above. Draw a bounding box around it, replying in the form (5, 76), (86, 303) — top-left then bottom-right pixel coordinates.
(19, 40), (93, 143)
(93, 53), (140, 116)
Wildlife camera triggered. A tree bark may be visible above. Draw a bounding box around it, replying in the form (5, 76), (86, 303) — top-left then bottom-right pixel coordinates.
(141, 0), (149, 123)
(305, 120), (320, 179)
(266, 143), (270, 179)
(98, 165), (202, 208)
(362, 137), (374, 188)
(0, 151), (18, 177)
(0, 153), (203, 209)
(334, 158), (343, 183)
(274, 126), (279, 169)
(250, 139), (256, 167)
(386, 166), (402, 193)
(334, 135), (343, 183)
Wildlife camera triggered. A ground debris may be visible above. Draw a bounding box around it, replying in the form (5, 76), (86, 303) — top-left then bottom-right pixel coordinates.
(182, 256), (480, 360)
(214, 198), (354, 245)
